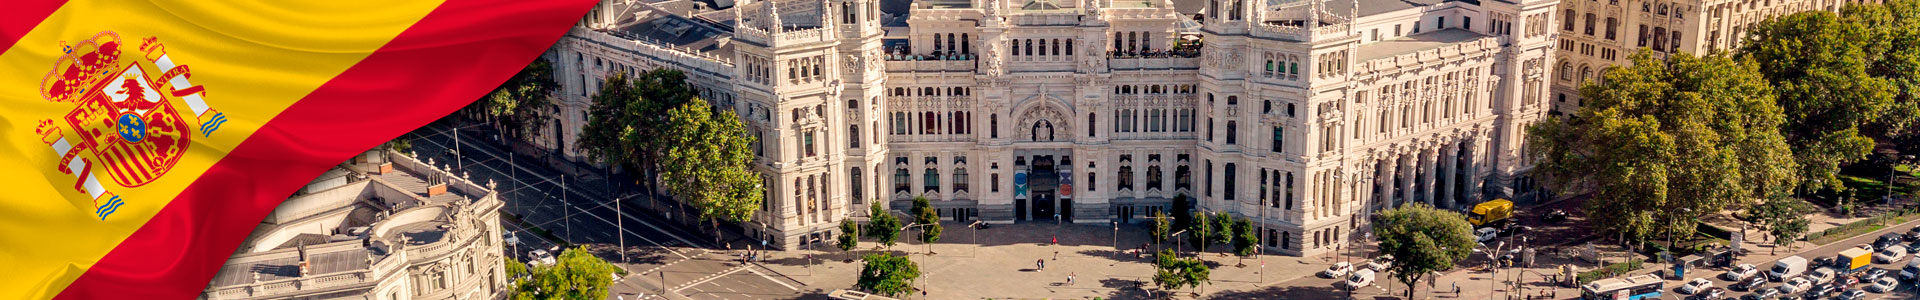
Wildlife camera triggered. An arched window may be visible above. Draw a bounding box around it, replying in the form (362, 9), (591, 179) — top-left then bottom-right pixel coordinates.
(953, 168), (969, 193)
(1089, 113), (1098, 137)
(1558, 62), (1573, 81)
(850, 125), (861, 148)
(990, 114), (999, 138)
(1037, 39), (1046, 56)
(1562, 9), (1576, 31)
(851, 167), (864, 203)
(925, 168), (940, 193)
(933, 34), (942, 51)
(1025, 39), (1034, 56)
(1119, 162), (1134, 190)
(961, 33), (970, 55)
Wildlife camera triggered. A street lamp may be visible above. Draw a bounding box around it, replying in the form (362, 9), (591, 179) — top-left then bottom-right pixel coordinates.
(1171, 229), (1189, 257)
(1112, 221), (1120, 258)
(1889, 155), (1916, 206)
(899, 223), (937, 299)
(1473, 241), (1508, 298)
(969, 220), (985, 257)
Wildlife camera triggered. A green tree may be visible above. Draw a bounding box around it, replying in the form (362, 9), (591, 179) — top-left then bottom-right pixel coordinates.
(911, 196), (943, 246)
(576, 70), (698, 201)
(1530, 51), (1798, 247)
(856, 253), (921, 297)
(1373, 203), (1475, 299)
(867, 205), (902, 248)
(505, 256), (529, 279)
(1752, 197), (1814, 253)
(469, 58), (557, 141)
(1232, 217), (1257, 258)
(1742, 11), (1894, 191)
(839, 219), (861, 251)
(1171, 194), (1193, 234)
(1188, 212), (1213, 253)
(1150, 249), (1212, 297)
(658, 99), (764, 246)
(511, 246), (620, 300)
(1209, 212), (1235, 253)
(1150, 211), (1170, 245)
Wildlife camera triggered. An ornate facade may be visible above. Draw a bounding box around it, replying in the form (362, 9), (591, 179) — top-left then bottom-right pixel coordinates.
(548, 0), (1557, 255)
(202, 150), (507, 300)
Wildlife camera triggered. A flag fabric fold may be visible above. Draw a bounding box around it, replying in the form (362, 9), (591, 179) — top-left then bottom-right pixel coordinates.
(0, 0), (599, 298)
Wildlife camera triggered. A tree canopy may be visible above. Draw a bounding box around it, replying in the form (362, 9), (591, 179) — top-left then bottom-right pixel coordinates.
(1529, 51), (1797, 245)
(1742, 11), (1893, 191)
(1373, 203), (1476, 299)
(1150, 211), (1170, 245)
(856, 253), (921, 297)
(1150, 249), (1212, 297)
(867, 205), (902, 248)
(839, 219), (861, 251)
(576, 69), (699, 192)
(510, 246), (619, 300)
(658, 98), (763, 234)
(911, 196), (943, 245)
(471, 58), (557, 141)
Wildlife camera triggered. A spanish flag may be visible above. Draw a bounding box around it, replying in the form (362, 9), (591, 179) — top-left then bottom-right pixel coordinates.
(0, 0), (597, 298)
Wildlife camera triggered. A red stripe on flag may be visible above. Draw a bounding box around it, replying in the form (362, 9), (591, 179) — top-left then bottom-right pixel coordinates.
(100, 146), (136, 186)
(50, 0), (598, 298)
(0, 0), (65, 56)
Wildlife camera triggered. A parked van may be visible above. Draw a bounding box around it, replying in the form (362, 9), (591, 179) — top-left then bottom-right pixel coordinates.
(1347, 269), (1376, 288)
(1898, 260), (1920, 280)
(1769, 256), (1808, 281)
(1876, 246), (1909, 264)
(1809, 267), (1837, 285)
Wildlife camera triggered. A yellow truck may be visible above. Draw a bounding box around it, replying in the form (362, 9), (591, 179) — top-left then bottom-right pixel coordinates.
(1468, 199), (1515, 227)
(1839, 247), (1873, 273)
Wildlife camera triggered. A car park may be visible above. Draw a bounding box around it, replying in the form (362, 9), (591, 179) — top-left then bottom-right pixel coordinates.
(1906, 241), (1920, 254)
(1861, 268), (1889, 282)
(1726, 264), (1760, 281)
(1905, 230), (1920, 242)
(1860, 243), (1877, 253)
(1752, 288), (1782, 300)
(1681, 278), (1714, 294)
(1773, 256), (1810, 281)
(1834, 276), (1858, 288)
(1814, 257), (1838, 269)
(1321, 262), (1352, 278)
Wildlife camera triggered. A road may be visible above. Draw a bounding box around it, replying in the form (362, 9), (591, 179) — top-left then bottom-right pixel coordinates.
(409, 120), (804, 300)
(1657, 221), (1920, 300)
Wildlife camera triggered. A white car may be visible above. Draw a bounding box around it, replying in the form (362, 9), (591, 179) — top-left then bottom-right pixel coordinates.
(1877, 248), (1909, 263)
(1779, 277), (1812, 294)
(528, 249), (557, 266)
(1679, 278), (1714, 294)
(1724, 264), (1759, 281)
(1321, 262), (1353, 278)
(1868, 277), (1898, 293)
(1476, 227), (1500, 243)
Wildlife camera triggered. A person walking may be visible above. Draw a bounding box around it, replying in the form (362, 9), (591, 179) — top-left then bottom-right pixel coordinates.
(1068, 272), (1076, 285)
(1037, 258), (1046, 271)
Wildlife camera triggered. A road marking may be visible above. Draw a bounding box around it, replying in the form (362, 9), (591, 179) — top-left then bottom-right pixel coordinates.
(674, 265), (752, 292)
(748, 268), (800, 291)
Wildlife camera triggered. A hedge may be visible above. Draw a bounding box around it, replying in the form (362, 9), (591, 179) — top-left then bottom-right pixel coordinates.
(1577, 259), (1644, 285)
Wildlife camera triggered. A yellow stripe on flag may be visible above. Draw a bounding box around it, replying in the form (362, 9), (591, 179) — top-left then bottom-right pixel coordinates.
(0, 0), (450, 297)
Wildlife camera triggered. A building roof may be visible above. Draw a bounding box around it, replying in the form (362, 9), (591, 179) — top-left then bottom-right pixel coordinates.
(608, 4), (738, 58)
(1354, 28), (1488, 61)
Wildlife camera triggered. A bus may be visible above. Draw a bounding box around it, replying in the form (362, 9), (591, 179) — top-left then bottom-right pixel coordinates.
(1581, 274), (1664, 300)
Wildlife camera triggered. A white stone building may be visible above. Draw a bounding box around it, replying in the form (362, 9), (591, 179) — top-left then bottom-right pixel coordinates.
(201, 150), (507, 300)
(544, 0), (1559, 256)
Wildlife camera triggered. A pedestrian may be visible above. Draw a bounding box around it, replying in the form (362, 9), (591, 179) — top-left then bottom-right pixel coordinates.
(1068, 272), (1076, 285)
(1053, 251), (1059, 260)
(1038, 258), (1045, 271)
(1452, 282), (1460, 295)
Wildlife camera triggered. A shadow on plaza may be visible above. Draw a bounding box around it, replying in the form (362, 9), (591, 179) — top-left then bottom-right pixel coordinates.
(1202, 284), (1390, 300)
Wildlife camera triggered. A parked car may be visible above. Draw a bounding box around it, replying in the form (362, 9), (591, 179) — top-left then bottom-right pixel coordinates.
(1726, 264), (1761, 281)
(1696, 287), (1727, 300)
(1780, 277), (1813, 294)
(1904, 230), (1920, 242)
(1805, 284), (1836, 298)
(1476, 227), (1499, 243)
(1860, 243), (1878, 253)
(1734, 276), (1770, 291)
(1543, 209), (1568, 223)
(528, 249), (556, 266)
(1321, 262), (1352, 278)
(1814, 256), (1838, 269)
(1876, 246), (1909, 264)
(1860, 267), (1889, 282)
(1810, 268), (1838, 285)
(1681, 278), (1715, 294)
(1835, 275), (1859, 288)
(1346, 269), (1376, 288)
(1879, 233), (1907, 250)
(1838, 289), (1868, 300)
(1867, 277), (1898, 293)
(1753, 287), (1782, 299)
(1906, 241), (1920, 254)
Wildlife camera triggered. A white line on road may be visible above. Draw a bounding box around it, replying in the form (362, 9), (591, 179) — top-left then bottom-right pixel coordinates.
(674, 265), (751, 292)
(747, 268), (799, 291)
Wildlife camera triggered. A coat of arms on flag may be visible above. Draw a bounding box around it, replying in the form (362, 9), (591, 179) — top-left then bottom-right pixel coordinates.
(31, 31), (225, 221)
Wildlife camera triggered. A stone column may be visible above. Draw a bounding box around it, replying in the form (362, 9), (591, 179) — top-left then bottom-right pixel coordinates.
(1419, 146), (1439, 206)
(1398, 152), (1417, 207)
(1466, 133), (1489, 202)
(1372, 159), (1390, 212)
(1440, 141), (1460, 209)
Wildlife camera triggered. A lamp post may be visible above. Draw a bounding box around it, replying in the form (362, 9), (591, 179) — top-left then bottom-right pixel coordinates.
(1474, 241), (1507, 299)
(969, 220), (984, 257)
(1890, 155), (1916, 205)
(1171, 229), (1189, 257)
(900, 223), (937, 299)
(1146, 215), (1175, 256)
(1112, 221), (1120, 258)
